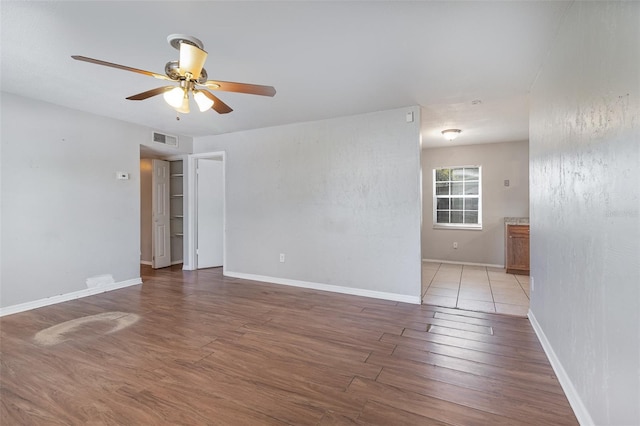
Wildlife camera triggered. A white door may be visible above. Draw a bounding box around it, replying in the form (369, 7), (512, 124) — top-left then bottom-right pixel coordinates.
(152, 159), (171, 268)
(196, 158), (224, 268)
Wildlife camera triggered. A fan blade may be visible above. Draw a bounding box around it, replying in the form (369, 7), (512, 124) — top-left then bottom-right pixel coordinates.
(71, 55), (171, 81)
(179, 43), (207, 80)
(126, 86), (173, 101)
(202, 80), (276, 97)
(201, 90), (233, 114)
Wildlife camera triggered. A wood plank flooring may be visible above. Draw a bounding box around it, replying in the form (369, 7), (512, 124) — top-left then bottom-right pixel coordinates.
(0, 265), (577, 425)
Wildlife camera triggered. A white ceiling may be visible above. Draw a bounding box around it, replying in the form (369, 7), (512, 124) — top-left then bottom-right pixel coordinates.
(1, 1), (570, 148)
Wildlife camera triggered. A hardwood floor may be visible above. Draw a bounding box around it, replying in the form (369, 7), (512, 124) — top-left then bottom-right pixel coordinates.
(0, 265), (577, 425)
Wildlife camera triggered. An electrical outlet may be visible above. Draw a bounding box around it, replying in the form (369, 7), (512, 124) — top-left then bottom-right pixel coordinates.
(453, 242), (458, 249)
(531, 277), (534, 292)
(279, 253), (285, 263)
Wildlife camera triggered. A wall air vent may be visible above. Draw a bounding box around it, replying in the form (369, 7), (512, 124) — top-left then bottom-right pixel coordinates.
(152, 131), (178, 147)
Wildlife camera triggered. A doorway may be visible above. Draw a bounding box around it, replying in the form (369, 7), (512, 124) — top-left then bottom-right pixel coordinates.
(186, 152), (225, 270)
(140, 150), (185, 269)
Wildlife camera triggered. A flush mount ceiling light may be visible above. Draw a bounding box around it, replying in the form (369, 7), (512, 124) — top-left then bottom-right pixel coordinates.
(441, 129), (462, 141)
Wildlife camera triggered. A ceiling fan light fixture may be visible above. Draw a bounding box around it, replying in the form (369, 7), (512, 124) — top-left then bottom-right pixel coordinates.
(441, 129), (462, 141)
(176, 93), (190, 114)
(72, 34), (276, 117)
(163, 86), (185, 108)
(194, 90), (214, 112)
(179, 42), (207, 80)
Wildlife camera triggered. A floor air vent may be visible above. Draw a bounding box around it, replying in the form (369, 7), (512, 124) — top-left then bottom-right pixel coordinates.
(152, 131), (178, 147)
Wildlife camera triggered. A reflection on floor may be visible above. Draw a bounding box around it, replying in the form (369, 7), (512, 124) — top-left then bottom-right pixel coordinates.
(422, 262), (530, 317)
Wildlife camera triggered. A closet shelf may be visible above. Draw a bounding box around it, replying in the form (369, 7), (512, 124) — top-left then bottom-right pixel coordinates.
(171, 194), (184, 198)
(171, 174), (184, 177)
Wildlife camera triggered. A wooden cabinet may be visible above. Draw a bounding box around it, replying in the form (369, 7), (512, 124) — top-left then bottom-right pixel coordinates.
(506, 224), (529, 275)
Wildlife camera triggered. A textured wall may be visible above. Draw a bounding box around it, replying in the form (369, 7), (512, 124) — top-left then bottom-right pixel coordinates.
(194, 107), (422, 299)
(529, 2), (640, 424)
(1, 93), (150, 308)
(0, 94), (192, 310)
(421, 141), (529, 266)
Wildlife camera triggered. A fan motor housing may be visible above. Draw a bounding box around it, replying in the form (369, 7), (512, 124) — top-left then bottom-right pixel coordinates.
(165, 61), (181, 80)
(165, 60), (208, 83)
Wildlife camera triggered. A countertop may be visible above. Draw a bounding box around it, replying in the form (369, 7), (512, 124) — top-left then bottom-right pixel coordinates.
(504, 217), (529, 225)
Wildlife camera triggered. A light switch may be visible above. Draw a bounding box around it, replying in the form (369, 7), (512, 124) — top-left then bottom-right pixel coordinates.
(117, 172), (129, 180)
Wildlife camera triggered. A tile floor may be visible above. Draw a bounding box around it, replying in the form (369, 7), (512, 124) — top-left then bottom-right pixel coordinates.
(422, 261), (530, 317)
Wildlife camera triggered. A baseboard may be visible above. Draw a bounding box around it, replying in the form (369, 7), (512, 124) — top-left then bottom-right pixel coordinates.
(528, 309), (593, 425)
(422, 258), (505, 269)
(141, 261), (182, 266)
(0, 278), (143, 317)
(224, 271), (421, 305)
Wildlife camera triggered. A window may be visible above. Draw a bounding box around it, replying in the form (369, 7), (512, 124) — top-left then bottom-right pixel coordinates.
(433, 166), (482, 229)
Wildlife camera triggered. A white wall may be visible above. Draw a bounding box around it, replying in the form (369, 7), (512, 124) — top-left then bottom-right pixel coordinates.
(1, 93), (150, 309)
(193, 107), (422, 302)
(422, 141), (529, 266)
(529, 2), (639, 425)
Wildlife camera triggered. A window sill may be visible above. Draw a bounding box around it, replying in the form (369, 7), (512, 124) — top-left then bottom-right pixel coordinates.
(433, 224), (483, 231)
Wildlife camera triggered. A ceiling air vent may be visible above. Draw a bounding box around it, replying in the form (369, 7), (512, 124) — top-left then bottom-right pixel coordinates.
(152, 131), (178, 147)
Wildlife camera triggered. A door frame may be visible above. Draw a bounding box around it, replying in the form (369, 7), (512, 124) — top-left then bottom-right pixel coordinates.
(185, 151), (226, 271)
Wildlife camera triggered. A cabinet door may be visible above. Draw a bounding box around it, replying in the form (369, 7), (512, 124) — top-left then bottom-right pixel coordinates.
(507, 225), (529, 274)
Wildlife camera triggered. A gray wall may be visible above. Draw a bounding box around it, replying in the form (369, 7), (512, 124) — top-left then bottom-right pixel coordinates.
(194, 107), (422, 300)
(1, 94), (192, 310)
(1, 93), (145, 307)
(422, 141), (529, 266)
(140, 158), (152, 264)
(529, 2), (640, 425)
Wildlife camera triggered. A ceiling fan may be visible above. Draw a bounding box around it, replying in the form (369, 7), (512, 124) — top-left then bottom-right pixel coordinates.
(72, 34), (276, 115)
